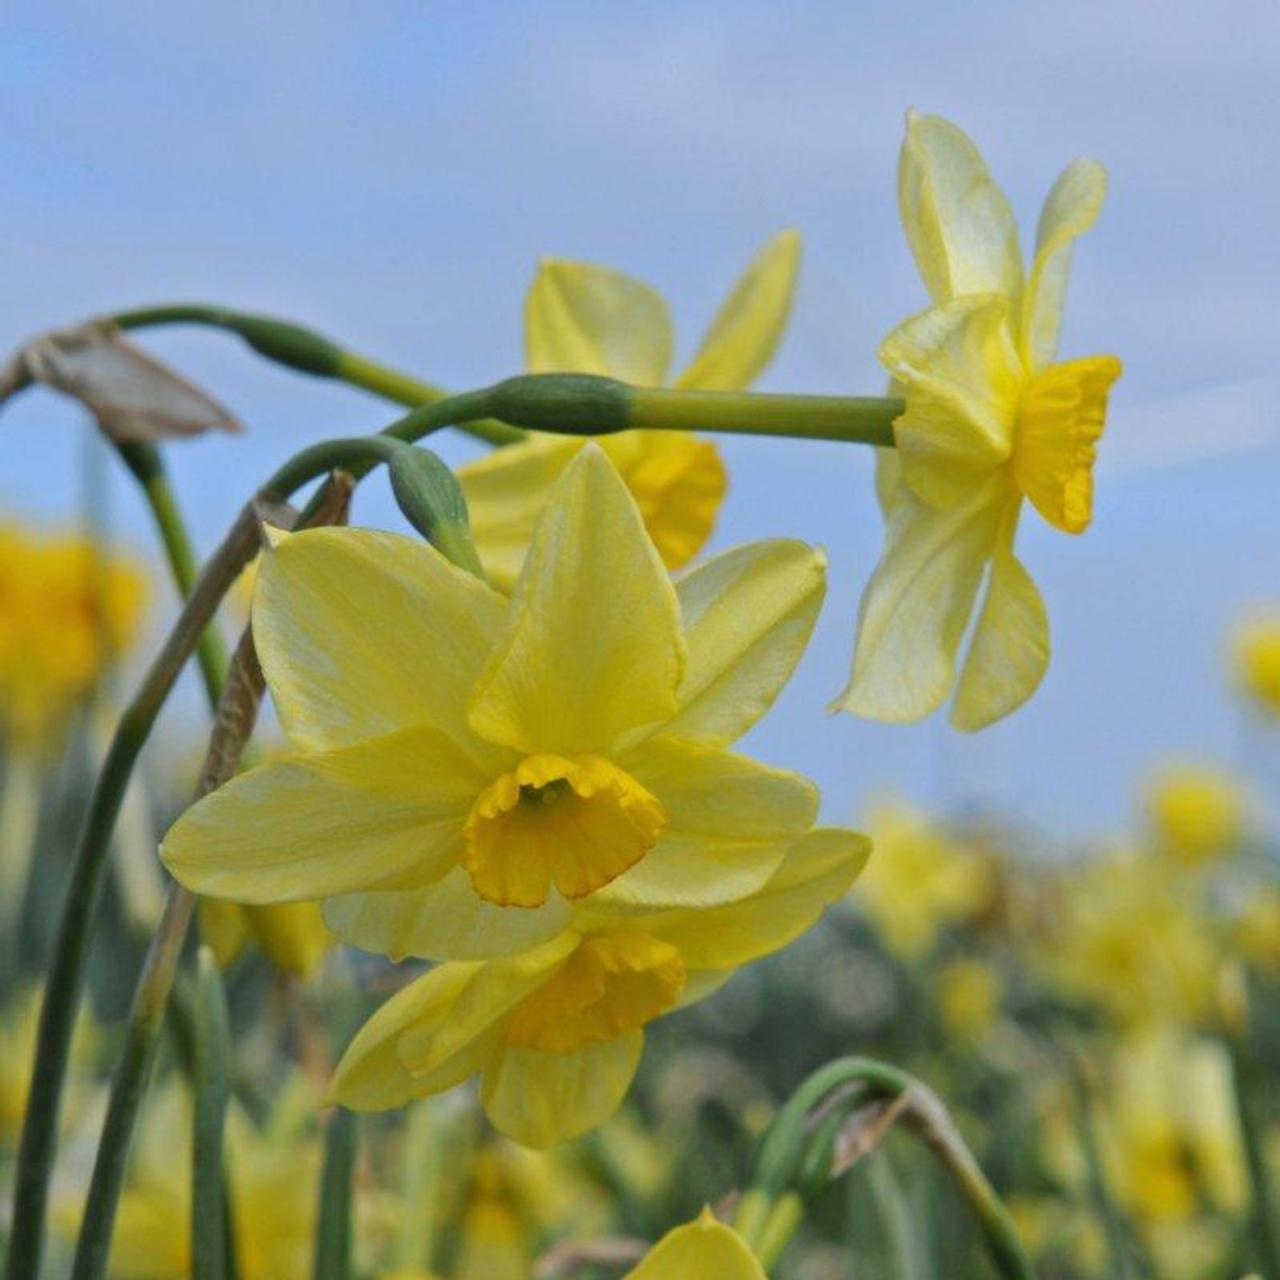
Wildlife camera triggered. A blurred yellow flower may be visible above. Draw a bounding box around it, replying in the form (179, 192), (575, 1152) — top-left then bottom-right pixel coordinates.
(58, 1081), (321, 1280)
(0, 519), (147, 754)
(199, 896), (334, 980)
(624, 1208), (766, 1279)
(1234, 885), (1280, 976)
(856, 800), (989, 960)
(837, 112), (1121, 730)
(458, 232), (801, 588)
(1043, 850), (1219, 1029)
(936, 956), (1003, 1040)
(331, 828), (867, 1146)
(1144, 762), (1248, 869)
(1231, 612), (1280, 716)
(165, 447), (834, 964)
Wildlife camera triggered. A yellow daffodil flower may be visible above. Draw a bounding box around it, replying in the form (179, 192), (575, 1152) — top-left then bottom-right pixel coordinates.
(163, 446), (833, 964)
(458, 232), (802, 588)
(0, 520), (147, 754)
(837, 112), (1122, 730)
(199, 897), (335, 980)
(1042, 849), (1219, 1029)
(855, 799), (990, 960)
(1231, 612), (1280, 716)
(624, 1209), (767, 1280)
(330, 828), (868, 1146)
(1144, 762), (1248, 869)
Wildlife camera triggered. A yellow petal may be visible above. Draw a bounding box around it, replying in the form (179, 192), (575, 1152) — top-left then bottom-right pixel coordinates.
(834, 480), (1005, 722)
(480, 1031), (643, 1148)
(525, 258), (674, 385)
(951, 523), (1050, 732)
(675, 230), (803, 390)
(641, 826), (870, 971)
(879, 295), (1020, 509)
(898, 111), (1024, 305)
(1020, 158), (1107, 372)
(468, 446), (685, 756)
(254, 527), (507, 753)
(592, 742), (817, 909)
(397, 933), (580, 1077)
(646, 539), (826, 751)
(625, 1210), (767, 1280)
(330, 963), (482, 1110)
(322, 866), (572, 962)
(599, 430), (727, 572)
(1013, 355), (1122, 534)
(161, 727), (484, 903)
(243, 901), (333, 980)
(198, 898), (250, 970)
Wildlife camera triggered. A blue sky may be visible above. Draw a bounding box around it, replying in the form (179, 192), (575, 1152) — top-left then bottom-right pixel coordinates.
(3, 0), (1279, 836)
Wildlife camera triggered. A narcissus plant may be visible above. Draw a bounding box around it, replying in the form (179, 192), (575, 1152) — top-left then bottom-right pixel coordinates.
(163, 446), (835, 964)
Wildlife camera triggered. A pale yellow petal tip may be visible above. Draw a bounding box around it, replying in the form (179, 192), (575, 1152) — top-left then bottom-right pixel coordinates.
(695, 1205), (721, 1229)
(260, 521), (292, 551)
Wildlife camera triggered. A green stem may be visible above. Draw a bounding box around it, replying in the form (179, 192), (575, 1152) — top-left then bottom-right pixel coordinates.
(71, 883), (198, 1279)
(313, 1108), (358, 1280)
(116, 442), (230, 709)
(3, 505), (262, 1280)
(1227, 1009), (1280, 1276)
(111, 303), (523, 447)
(737, 1057), (1036, 1280)
(192, 947), (231, 1280)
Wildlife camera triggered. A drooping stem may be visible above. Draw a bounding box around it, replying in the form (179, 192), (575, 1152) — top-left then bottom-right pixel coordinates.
(110, 303), (523, 447)
(736, 1057), (1037, 1280)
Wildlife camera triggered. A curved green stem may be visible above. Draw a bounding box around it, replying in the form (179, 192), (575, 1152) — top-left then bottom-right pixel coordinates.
(736, 1057), (1036, 1280)
(116, 442), (229, 708)
(313, 1108), (358, 1280)
(111, 303), (523, 447)
(191, 947), (231, 1280)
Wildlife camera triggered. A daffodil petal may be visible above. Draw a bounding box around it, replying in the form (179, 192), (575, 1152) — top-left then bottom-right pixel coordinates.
(879, 295), (1019, 508)
(641, 826), (870, 970)
(526, 258), (674, 385)
(397, 933), (579, 1076)
(834, 479), (1004, 722)
(674, 230), (803, 390)
(1021, 158), (1107, 373)
(254, 527), (507, 753)
(480, 1032), (643, 1148)
(625, 1211), (767, 1280)
(161, 727), (484, 903)
(330, 963), (482, 1111)
(243, 902), (333, 980)
(322, 866), (572, 962)
(468, 446), (685, 756)
(594, 743), (817, 909)
(457, 435), (586, 591)
(899, 111), (1023, 305)
(951, 531), (1050, 732)
(637, 540), (826, 751)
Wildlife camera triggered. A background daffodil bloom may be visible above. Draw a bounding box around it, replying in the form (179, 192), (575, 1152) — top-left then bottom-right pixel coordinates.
(330, 827), (868, 1147)
(163, 446), (830, 963)
(837, 112), (1122, 730)
(1144, 762), (1249, 869)
(623, 1208), (767, 1279)
(1231, 612), (1280, 717)
(198, 896), (335, 980)
(0, 520), (147, 755)
(458, 231), (802, 588)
